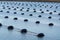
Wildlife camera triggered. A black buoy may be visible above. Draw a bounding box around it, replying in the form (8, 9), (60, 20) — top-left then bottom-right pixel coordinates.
(41, 11), (44, 13)
(40, 9), (42, 11)
(20, 9), (22, 11)
(14, 8), (16, 10)
(29, 14), (33, 16)
(8, 8), (11, 10)
(49, 23), (54, 26)
(0, 10), (3, 12)
(48, 16), (52, 19)
(17, 7), (19, 8)
(21, 29), (27, 34)
(24, 19), (28, 22)
(27, 8), (30, 9)
(6, 11), (9, 13)
(26, 10), (29, 12)
(49, 12), (52, 15)
(34, 10), (36, 12)
(3, 7), (5, 9)
(7, 6), (9, 7)
(13, 17), (18, 20)
(54, 10), (56, 12)
(38, 15), (42, 17)
(0, 23), (2, 27)
(35, 21), (40, 24)
(33, 9), (36, 10)
(58, 13), (60, 15)
(14, 12), (17, 14)
(21, 13), (24, 15)
(22, 7), (24, 9)
(46, 10), (49, 12)
(4, 16), (9, 18)
(37, 33), (45, 38)
(7, 26), (14, 30)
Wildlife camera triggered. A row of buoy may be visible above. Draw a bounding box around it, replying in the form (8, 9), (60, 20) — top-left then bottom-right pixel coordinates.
(0, 10), (60, 19)
(4, 15), (54, 26)
(0, 23), (45, 38)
